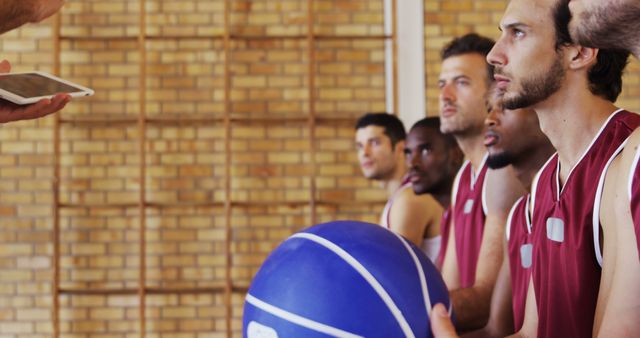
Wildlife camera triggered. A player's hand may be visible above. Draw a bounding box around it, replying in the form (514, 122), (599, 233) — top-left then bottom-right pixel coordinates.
(431, 303), (459, 338)
(30, 0), (66, 23)
(0, 60), (70, 123)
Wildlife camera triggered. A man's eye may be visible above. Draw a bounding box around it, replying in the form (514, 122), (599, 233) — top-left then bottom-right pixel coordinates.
(513, 29), (525, 38)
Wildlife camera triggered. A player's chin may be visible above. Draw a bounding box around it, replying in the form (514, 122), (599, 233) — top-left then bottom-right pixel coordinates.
(411, 183), (428, 196)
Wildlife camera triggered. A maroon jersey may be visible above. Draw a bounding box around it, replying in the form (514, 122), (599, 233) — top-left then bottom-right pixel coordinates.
(450, 155), (488, 288)
(627, 145), (640, 260)
(506, 194), (532, 332)
(531, 110), (640, 337)
(436, 207), (452, 269)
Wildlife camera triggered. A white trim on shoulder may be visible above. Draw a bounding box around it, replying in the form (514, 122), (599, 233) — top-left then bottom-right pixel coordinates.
(471, 153), (489, 189)
(628, 145), (640, 200)
(290, 233), (416, 338)
(524, 195), (532, 234)
(245, 294), (364, 338)
(506, 196), (525, 242)
(533, 153), (557, 215)
(592, 139), (628, 268)
(560, 109), (623, 197)
(481, 168), (489, 217)
(451, 160), (469, 208)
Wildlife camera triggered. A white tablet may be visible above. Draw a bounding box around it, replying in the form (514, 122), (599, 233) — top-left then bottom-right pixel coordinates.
(0, 71), (94, 105)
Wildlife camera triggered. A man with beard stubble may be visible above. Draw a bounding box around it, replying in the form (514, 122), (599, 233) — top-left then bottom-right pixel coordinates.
(487, 0), (637, 336)
(463, 86), (554, 338)
(568, 0), (640, 336)
(404, 117), (464, 268)
(437, 33), (525, 332)
(432, 1), (640, 336)
(355, 113), (444, 262)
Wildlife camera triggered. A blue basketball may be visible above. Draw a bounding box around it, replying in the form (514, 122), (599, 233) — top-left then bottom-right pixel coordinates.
(243, 220), (451, 338)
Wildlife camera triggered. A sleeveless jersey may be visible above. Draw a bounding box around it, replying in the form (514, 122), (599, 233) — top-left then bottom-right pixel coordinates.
(531, 110), (640, 337)
(506, 194), (532, 332)
(380, 176), (441, 262)
(436, 207), (452, 269)
(627, 145), (640, 260)
(450, 154), (489, 288)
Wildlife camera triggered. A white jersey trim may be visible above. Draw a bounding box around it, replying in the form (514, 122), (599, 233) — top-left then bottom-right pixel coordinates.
(471, 153), (489, 189)
(420, 235), (442, 264)
(245, 294), (364, 338)
(558, 109), (624, 199)
(532, 153), (557, 221)
(627, 144), (640, 200)
(592, 139), (628, 268)
(451, 160), (469, 208)
(506, 196), (525, 242)
(481, 168), (489, 217)
(380, 180), (412, 229)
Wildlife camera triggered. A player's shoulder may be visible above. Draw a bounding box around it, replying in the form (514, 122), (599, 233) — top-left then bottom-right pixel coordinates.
(609, 127), (640, 187)
(484, 166), (526, 213)
(621, 127), (640, 160)
(485, 166), (521, 192)
(397, 186), (437, 205)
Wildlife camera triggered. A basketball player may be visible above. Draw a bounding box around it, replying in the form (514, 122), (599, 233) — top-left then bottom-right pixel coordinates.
(404, 117), (464, 267)
(438, 34), (525, 331)
(567, 0), (640, 335)
(0, 0), (70, 123)
(354, 113), (443, 262)
(463, 86), (554, 337)
(487, 0), (636, 336)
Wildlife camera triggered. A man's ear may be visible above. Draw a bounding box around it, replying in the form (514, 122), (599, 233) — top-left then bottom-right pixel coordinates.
(394, 139), (406, 154)
(566, 45), (599, 71)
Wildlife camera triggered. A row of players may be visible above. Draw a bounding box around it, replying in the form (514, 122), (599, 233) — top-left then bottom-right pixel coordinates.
(355, 0), (640, 336)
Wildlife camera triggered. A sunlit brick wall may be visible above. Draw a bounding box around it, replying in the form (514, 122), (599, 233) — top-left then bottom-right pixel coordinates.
(424, 0), (640, 115)
(0, 1), (386, 337)
(3, 1), (639, 337)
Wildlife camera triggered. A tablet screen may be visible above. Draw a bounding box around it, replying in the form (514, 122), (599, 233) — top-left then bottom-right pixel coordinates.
(0, 73), (83, 98)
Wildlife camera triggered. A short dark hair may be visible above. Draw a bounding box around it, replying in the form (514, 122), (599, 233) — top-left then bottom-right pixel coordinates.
(441, 33), (496, 84)
(355, 112), (406, 147)
(552, 0), (630, 102)
(410, 117), (458, 149)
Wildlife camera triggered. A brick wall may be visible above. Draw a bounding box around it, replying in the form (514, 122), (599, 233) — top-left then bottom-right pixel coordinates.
(1, 1), (639, 337)
(0, 1), (385, 337)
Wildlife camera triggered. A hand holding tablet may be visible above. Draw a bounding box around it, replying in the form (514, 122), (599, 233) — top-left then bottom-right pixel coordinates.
(0, 60), (91, 123)
(0, 70), (93, 105)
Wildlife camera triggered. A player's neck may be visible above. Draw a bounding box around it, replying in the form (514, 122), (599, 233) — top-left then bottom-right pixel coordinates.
(512, 143), (555, 193)
(534, 92), (617, 185)
(455, 132), (487, 174)
(381, 165), (407, 197)
(432, 181), (453, 210)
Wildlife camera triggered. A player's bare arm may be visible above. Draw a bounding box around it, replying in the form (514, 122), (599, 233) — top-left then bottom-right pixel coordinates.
(508, 278), (538, 338)
(442, 212), (461, 290)
(462, 239), (515, 338)
(595, 129), (640, 337)
(450, 166), (525, 331)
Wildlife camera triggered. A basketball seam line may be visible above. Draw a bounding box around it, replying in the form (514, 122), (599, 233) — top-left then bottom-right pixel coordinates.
(291, 232), (416, 338)
(245, 294), (364, 338)
(389, 231), (432, 317)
